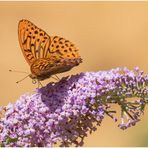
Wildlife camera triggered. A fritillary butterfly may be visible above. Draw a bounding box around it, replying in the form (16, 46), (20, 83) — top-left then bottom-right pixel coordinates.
(18, 19), (82, 81)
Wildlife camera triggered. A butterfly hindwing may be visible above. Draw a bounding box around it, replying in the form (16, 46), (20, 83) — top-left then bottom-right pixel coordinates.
(18, 19), (51, 65)
(30, 57), (81, 80)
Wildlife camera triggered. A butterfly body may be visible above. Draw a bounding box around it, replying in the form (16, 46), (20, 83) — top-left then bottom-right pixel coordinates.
(18, 19), (82, 81)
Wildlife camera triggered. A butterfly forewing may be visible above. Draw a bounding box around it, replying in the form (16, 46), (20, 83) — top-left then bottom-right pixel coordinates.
(18, 19), (82, 81)
(18, 19), (51, 65)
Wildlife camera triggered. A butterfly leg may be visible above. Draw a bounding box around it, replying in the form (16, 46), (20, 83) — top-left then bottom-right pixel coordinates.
(55, 74), (60, 80)
(38, 80), (43, 88)
(51, 75), (60, 81)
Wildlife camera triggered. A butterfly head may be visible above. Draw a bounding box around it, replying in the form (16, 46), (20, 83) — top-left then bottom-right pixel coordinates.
(29, 73), (37, 79)
(29, 74), (39, 84)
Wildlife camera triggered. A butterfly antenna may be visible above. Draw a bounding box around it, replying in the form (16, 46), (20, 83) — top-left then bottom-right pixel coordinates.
(9, 69), (29, 74)
(16, 75), (30, 84)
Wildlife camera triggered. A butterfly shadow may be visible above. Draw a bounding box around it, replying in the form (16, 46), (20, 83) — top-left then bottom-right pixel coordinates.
(38, 73), (85, 113)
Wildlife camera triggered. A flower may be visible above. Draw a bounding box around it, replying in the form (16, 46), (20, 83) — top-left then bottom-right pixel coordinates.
(0, 67), (148, 146)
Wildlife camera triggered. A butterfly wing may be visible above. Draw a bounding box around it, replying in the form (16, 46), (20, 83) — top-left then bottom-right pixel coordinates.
(30, 56), (82, 80)
(27, 33), (82, 79)
(18, 19), (51, 65)
(45, 36), (81, 60)
(30, 36), (82, 80)
(18, 19), (82, 80)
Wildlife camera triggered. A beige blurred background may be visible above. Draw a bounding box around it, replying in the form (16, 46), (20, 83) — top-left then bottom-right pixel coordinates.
(0, 1), (148, 146)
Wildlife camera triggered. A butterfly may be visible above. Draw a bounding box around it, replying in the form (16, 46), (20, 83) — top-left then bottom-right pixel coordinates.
(18, 19), (82, 82)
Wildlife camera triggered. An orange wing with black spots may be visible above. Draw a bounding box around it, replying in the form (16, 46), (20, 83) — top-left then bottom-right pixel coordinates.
(18, 19), (82, 81)
(49, 36), (80, 59)
(18, 19), (51, 65)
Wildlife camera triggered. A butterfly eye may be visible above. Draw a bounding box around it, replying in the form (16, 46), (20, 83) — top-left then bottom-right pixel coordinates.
(32, 79), (37, 84)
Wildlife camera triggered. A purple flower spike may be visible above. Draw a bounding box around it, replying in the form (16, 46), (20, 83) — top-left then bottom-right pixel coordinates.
(0, 67), (148, 147)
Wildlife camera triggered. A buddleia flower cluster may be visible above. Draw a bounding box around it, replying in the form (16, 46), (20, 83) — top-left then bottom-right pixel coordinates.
(0, 67), (148, 147)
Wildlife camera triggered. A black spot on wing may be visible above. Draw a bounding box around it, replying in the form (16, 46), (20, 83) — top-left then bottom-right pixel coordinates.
(72, 53), (76, 57)
(56, 45), (59, 48)
(40, 33), (43, 36)
(34, 30), (38, 34)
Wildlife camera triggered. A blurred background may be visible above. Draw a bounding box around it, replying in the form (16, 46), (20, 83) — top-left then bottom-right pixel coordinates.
(0, 1), (148, 146)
